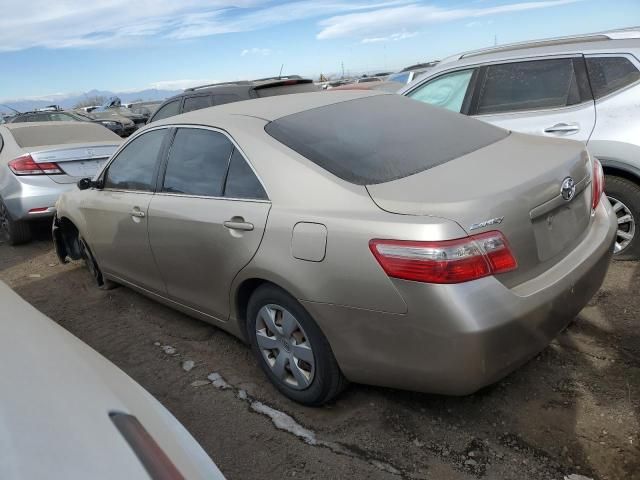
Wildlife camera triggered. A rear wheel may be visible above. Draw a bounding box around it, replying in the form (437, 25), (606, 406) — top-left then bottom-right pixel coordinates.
(79, 238), (117, 290)
(247, 284), (347, 406)
(605, 175), (640, 260)
(0, 199), (32, 245)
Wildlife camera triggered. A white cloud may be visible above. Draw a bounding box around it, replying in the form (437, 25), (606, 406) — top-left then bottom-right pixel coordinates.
(0, 0), (408, 51)
(317, 0), (582, 40)
(241, 47), (272, 56)
(361, 31), (418, 43)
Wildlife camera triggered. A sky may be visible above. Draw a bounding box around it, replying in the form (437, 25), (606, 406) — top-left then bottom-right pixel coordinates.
(0, 0), (639, 102)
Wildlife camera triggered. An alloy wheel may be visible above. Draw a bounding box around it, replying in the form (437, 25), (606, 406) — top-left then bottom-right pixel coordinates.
(607, 195), (636, 254)
(255, 304), (315, 390)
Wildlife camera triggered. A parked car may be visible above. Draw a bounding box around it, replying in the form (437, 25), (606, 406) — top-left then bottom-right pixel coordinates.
(387, 61), (439, 85)
(53, 91), (616, 406)
(355, 76), (382, 84)
(7, 108), (137, 137)
(90, 97), (148, 129)
(0, 121), (121, 244)
(328, 81), (403, 93)
(400, 28), (640, 258)
(0, 279), (225, 480)
(147, 76), (318, 123)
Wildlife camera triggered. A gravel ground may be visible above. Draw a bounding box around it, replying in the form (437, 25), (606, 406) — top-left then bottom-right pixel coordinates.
(1, 226), (638, 480)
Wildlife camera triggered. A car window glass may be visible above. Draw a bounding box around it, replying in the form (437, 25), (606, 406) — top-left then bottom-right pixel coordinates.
(476, 59), (580, 115)
(408, 69), (473, 112)
(224, 149), (267, 200)
(183, 95), (211, 113)
(104, 129), (166, 191)
(162, 128), (233, 197)
(213, 94), (241, 106)
(152, 100), (181, 121)
(586, 57), (640, 99)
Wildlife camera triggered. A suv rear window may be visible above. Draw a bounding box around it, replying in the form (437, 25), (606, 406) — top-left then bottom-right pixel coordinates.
(586, 56), (640, 99)
(265, 95), (508, 185)
(255, 82), (317, 98)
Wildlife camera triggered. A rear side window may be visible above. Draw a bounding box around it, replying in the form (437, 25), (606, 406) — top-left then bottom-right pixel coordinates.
(151, 100), (181, 122)
(183, 95), (211, 113)
(476, 58), (582, 114)
(265, 95), (508, 185)
(408, 69), (474, 113)
(162, 128), (234, 197)
(224, 149), (267, 200)
(213, 94), (241, 106)
(104, 129), (167, 191)
(586, 56), (640, 99)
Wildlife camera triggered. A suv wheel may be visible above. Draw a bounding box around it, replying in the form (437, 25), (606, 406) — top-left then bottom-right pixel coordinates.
(0, 199), (32, 245)
(605, 175), (640, 260)
(247, 284), (347, 406)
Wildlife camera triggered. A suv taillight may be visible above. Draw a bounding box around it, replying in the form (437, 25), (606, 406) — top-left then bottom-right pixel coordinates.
(591, 157), (604, 211)
(369, 231), (517, 284)
(8, 154), (63, 175)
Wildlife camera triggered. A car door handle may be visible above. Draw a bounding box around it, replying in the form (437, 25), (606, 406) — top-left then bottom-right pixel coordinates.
(223, 219), (254, 231)
(544, 123), (580, 134)
(130, 209), (146, 218)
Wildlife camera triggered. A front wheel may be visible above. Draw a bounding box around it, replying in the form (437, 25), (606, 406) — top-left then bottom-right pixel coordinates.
(247, 284), (347, 406)
(79, 238), (117, 290)
(605, 175), (640, 260)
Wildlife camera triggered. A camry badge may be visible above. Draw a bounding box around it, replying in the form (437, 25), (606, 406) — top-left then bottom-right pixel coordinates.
(561, 177), (576, 201)
(469, 216), (504, 231)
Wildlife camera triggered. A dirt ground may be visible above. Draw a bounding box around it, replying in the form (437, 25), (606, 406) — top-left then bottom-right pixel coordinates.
(1, 225), (638, 480)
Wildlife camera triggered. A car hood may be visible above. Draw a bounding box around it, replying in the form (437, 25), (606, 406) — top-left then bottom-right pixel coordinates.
(0, 281), (224, 480)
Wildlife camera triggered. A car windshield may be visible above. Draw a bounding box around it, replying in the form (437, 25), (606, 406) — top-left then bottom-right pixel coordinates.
(265, 94), (508, 185)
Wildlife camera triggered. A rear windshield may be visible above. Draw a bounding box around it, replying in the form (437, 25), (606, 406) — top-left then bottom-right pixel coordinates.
(255, 82), (318, 98)
(265, 94), (509, 185)
(10, 123), (119, 148)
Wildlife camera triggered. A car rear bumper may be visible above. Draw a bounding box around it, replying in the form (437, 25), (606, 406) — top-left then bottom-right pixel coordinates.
(1, 174), (73, 221)
(303, 199), (616, 395)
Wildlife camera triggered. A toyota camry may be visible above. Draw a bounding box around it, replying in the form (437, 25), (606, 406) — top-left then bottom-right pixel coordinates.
(53, 91), (616, 405)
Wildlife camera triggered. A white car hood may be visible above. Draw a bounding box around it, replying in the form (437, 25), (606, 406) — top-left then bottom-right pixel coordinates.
(0, 281), (224, 480)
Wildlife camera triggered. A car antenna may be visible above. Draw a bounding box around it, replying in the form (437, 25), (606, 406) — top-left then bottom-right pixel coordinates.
(0, 104), (21, 114)
(278, 64), (284, 79)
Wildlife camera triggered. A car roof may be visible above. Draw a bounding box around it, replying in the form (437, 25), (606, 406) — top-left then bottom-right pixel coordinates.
(152, 91), (384, 125)
(436, 28), (640, 69)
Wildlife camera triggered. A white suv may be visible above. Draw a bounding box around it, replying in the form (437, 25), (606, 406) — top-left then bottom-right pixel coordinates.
(401, 28), (640, 259)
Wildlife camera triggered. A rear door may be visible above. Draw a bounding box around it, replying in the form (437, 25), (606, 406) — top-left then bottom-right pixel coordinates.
(148, 127), (270, 320)
(468, 57), (596, 143)
(80, 128), (170, 293)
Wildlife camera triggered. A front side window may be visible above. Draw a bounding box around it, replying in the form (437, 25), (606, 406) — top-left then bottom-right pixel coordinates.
(224, 149), (267, 200)
(183, 95), (211, 113)
(213, 94), (241, 106)
(151, 100), (181, 122)
(103, 129), (167, 191)
(162, 128), (234, 197)
(586, 56), (640, 99)
(476, 58), (581, 115)
(408, 69), (474, 113)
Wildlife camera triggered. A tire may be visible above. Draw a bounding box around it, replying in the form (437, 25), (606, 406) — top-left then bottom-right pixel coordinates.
(605, 175), (640, 261)
(79, 238), (117, 290)
(247, 284), (347, 406)
(0, 198), (31, 245)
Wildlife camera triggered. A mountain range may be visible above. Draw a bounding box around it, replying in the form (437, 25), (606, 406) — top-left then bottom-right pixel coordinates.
(0, 88), (182, 113)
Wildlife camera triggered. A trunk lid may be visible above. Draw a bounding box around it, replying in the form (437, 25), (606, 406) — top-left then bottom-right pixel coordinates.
(366, 132), (593, 286)
(30, 142), (120, 184)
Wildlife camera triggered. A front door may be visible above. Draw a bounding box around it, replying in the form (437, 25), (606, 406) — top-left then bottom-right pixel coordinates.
(81, 128), (169, 293)
(148, 127), (271, 320)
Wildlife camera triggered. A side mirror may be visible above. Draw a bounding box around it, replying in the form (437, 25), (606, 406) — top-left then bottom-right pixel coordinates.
(77, 178), (93, 190)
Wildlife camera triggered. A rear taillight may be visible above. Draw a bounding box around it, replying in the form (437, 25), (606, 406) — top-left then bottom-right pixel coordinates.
(591, 157), (604, 211)
(8, 154), (63, 176)
(369, 231), (517, 284)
